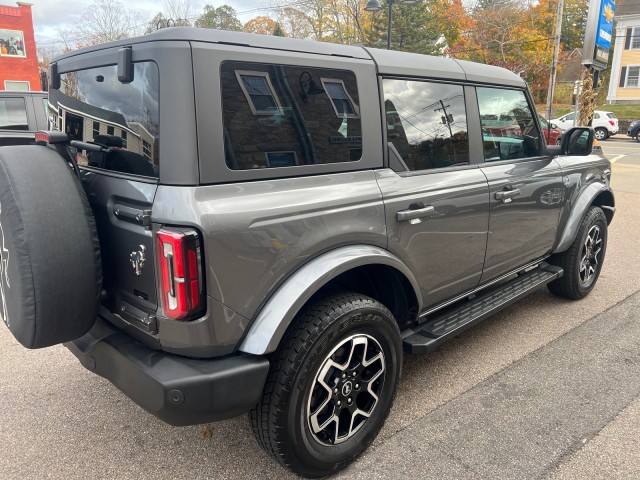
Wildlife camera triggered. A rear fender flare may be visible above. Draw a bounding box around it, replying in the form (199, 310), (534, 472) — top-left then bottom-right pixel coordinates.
(239, 245), (421, 355)
(554, 182), (614, 253)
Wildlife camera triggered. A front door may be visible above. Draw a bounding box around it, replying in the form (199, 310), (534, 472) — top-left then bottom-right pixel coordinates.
(378, 78), (489, 309)
(476, 87), (563, 283)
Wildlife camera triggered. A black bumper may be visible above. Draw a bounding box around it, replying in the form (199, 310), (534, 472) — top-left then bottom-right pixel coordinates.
(64, 318), (270, 426)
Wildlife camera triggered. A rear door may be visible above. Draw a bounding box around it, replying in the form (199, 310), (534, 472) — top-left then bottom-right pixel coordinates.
(49, 58), (163, 332)
(377, 79), (489, 309)
(475, 86), (563, 283)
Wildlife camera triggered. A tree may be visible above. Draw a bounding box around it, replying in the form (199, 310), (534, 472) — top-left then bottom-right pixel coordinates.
(272, 22), (286, 37)
(146, 0), (192, 33)
(276, 7), (315, 40)
(562, 0), (588, 50)
(243, 16), (278, 35)
(195, 4), (242, 31)
(65, 0), (143, 47)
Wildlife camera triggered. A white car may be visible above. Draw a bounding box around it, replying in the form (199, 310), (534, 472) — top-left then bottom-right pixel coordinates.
(551, 110), (619, 140)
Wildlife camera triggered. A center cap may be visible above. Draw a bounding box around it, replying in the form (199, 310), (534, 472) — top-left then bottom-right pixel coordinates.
(342, 381), (353, 396)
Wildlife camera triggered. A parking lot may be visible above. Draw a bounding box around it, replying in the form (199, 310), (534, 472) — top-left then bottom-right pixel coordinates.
(1, 141), (639, 479)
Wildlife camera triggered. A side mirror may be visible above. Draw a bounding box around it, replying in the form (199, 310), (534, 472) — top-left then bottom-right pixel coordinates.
(561, 127), (594, 156)
(550, 123), (558, 129)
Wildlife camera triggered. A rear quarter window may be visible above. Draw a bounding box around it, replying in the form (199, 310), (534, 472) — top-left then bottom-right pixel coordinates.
(49, 62), (160, 178)
(221, 61), (362, 170)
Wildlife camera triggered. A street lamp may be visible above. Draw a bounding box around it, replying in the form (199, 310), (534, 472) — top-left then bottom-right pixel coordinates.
(364, 0), (420, 50)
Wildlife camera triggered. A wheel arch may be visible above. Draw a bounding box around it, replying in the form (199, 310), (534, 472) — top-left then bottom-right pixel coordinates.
(239, 245), (421, 355)
(554, 183), (615, 254)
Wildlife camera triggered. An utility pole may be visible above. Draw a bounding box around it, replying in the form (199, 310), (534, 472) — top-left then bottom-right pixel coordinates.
(545, 0), (565, 138)
(435, 100), (457, 162)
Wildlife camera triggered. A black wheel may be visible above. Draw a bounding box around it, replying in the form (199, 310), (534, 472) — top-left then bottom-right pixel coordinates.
(635, 131), (640, 143)
(594, 128), (608, 141)
(548, 206), (607, 300)
(250, 292), (402, 478)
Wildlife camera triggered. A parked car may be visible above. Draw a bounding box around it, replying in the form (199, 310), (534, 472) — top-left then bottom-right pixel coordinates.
(626, 119), (640, 141)
(0, 28), (615, 478)
(539, 115), (562, 145)
(0, 90), (48, 146)
(551, 110), (619, 140)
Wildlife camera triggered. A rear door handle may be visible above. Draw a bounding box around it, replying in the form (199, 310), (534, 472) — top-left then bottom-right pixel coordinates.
(397, 205), (435, 222)
(495, 188), (521, 202)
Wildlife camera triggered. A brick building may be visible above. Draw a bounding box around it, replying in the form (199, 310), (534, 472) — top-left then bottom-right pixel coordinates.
(0, 2), (40, 91)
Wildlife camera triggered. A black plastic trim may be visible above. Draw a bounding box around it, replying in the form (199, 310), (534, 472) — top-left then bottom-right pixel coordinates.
(65, 317), (270, 426)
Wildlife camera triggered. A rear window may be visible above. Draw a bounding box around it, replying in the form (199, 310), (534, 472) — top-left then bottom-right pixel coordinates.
(606, 113), (617, 119)
(221, 61), (362, 170)
(0, 97), (28, 130)
(49, 62), (160, 178)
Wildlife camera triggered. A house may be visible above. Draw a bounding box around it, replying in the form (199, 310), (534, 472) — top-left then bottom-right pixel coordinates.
(0, 2), (40, 91)
(606, 1), (640, 103)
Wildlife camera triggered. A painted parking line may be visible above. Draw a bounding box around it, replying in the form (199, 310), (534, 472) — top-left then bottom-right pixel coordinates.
(610, 154), (627, 163)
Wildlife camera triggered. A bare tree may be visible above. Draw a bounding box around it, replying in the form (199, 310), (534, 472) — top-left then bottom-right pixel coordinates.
(71, 0), (143, 47)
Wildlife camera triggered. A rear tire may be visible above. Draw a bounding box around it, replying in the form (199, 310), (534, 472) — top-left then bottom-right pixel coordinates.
(548, 206), (607, 300)
(635, 131), (640, 143)
(249, 292), (402, 478)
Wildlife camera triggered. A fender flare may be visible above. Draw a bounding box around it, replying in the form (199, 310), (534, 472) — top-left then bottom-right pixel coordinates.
(239, 245), (422, 355)
(553, 182), (614, 253)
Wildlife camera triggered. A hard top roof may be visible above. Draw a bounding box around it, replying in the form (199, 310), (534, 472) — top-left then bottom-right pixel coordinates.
(54, 27), (525, 87)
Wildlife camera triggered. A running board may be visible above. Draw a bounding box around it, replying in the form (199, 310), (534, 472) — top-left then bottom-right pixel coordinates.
(402, 263), (563, 354)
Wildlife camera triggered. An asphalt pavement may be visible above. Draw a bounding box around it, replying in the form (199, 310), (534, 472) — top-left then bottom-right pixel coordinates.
(1, 145), (639, 479)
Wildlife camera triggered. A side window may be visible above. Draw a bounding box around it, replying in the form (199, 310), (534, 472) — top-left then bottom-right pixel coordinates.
(221, 61), (362, 170)
(0, 97), (28, 130)
(564, 112), (575, 121)
(593, 112), (601, 120)
(477, 87), (541, 162)
(383, 79), (469, 171)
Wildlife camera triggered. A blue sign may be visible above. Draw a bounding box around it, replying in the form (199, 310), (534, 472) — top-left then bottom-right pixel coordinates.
(595, 0), (615, 49)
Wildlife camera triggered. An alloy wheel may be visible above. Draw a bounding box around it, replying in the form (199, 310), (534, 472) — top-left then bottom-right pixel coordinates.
(579, 225), (602, 286)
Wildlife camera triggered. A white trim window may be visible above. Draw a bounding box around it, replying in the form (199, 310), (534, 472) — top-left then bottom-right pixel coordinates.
(321, 78), (360, 118)
(626, 66), (640, 87)
(4, 80), (30, 91)
(0, 29), (26, 57)
(235, 70), (283, 115)
(632, 27), (640, 49)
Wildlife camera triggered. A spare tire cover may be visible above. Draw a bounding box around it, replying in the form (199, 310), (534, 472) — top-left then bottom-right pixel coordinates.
(0, 145), (101, 348)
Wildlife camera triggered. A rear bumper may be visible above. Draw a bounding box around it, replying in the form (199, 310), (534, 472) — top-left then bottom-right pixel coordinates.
(65, 318), (270, 426)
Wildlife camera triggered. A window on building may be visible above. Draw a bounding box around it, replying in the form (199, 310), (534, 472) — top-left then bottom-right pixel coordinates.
(632, 27), (640, 49)
(477, 87), (541, 161)
(120, 130), (127, 148)
(4, 80), (29, 91)
(142, 140), (151, 159)
(0, 97), (28, 130)
(321, 79), (359, 118)
(0, 29), (26, 57)
(92, 121), (100, 140)
(221, 62), (362, 170)
(106, 125), (115, 135)
(235, 71), (283, 115)
(626, 66), (640, 87)
(383, 79), (469, 171)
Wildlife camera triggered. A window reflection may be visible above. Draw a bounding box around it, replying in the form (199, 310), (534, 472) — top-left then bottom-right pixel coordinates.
(383, 79), (469, 171)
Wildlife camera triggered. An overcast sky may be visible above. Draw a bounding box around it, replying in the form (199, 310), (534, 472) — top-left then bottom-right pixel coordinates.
(11, 0), (269, 52)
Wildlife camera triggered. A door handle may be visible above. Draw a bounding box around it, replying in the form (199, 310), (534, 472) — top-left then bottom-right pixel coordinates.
(397, 205), (435, 222)
(495, 188), (521, 202)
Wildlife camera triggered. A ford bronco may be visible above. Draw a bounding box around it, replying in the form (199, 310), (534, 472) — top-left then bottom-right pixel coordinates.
(0, 28), (614, 477)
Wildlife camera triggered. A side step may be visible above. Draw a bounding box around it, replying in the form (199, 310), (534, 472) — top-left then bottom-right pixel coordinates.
(402, 263), (563, 354)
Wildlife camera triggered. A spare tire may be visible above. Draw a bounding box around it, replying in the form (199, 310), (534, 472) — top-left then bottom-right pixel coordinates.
(0, 145), (101, 348)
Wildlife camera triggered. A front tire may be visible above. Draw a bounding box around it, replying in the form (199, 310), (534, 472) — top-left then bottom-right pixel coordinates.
(594, 128), (608, 141)
(548, 206), (607, 299)
(250, 292), (402, 478)
(635, 131), (640, 143)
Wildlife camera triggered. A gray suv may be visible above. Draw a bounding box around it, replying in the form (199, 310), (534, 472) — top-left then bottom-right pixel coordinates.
(0, 28), (614, 477)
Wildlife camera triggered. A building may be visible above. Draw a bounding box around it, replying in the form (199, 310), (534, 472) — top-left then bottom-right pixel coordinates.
(0, 2), (40, 91)
(606, 1), (640, 104)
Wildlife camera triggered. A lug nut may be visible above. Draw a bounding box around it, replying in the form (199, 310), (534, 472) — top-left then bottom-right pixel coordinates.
(352, 371), (357, 377)
(337, 400), (341, 407)
(355, 383), (360, 390)
(342, 373), (346, 379)
(347, 398), (352, 405)
(334, 388), (338, 395)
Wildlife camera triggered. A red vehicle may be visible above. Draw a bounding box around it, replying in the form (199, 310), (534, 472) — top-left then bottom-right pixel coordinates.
(539, 115), (562, 145)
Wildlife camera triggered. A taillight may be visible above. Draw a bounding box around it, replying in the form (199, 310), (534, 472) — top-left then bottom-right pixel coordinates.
(609, 120), (615, 126)
(157, 227), (204, 320)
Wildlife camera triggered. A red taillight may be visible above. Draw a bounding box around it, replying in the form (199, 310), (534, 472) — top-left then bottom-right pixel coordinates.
(157, 228), (203, 320)
(35, 132), (49, 144)
(609, 120), (615, 126)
